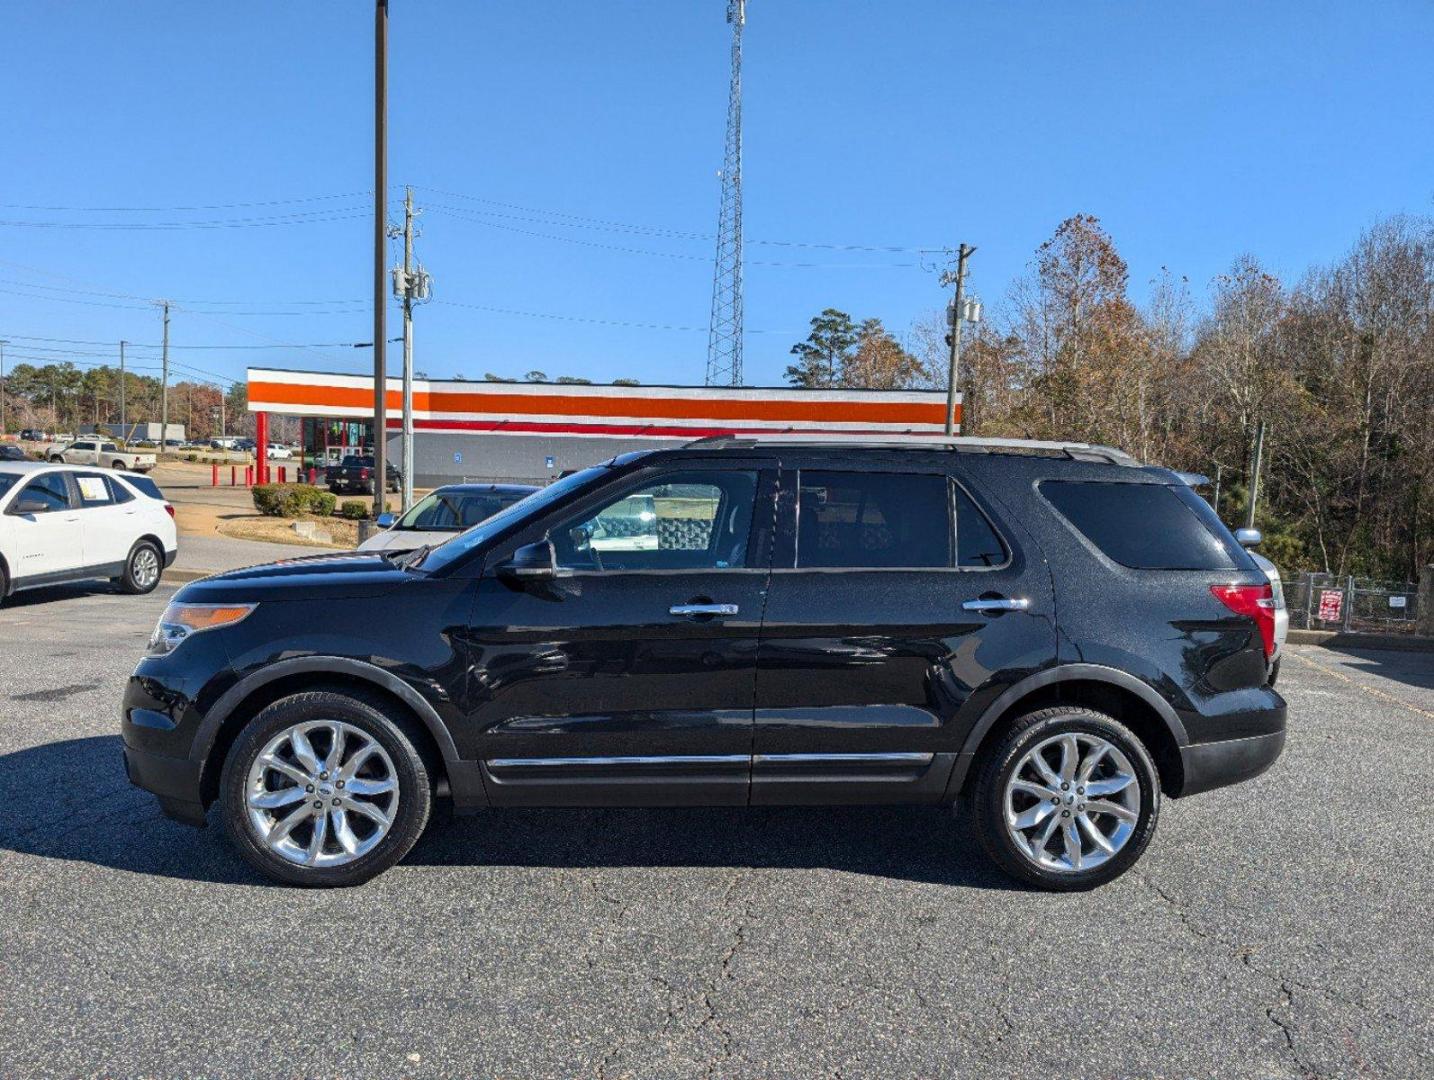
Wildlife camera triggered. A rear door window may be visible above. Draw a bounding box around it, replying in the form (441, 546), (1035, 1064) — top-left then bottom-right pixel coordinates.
(797, 471), (950, 569)
(73, 472), (115, 508)
(1040, 480), (1237, 570)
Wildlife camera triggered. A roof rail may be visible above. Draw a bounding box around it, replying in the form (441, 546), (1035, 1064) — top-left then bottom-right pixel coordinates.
(679, 433), (1141, 466)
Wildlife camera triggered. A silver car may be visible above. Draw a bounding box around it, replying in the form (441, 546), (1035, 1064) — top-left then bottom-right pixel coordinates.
(357, 483), (539, 553)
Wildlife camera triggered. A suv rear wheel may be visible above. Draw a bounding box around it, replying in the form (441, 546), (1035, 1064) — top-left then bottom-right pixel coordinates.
(971, 707), (1160, 890)
(218, 690), (433, 887)
(116, 540), (163, 594)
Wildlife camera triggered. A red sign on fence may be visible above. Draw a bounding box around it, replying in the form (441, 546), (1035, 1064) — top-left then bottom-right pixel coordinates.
(1317, 589), (1344, 623)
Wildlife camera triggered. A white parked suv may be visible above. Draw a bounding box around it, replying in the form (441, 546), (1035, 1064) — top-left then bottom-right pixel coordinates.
(0, 462), (177, 602)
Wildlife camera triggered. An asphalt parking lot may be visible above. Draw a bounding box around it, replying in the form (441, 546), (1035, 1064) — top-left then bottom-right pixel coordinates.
(1, 583), (1430, 1079)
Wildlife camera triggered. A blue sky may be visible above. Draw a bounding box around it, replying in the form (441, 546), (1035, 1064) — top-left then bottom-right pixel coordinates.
(2, 1), (1431, 391)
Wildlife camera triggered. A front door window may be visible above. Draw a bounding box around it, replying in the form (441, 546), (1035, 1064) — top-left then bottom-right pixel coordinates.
(552, 470), (759, 572)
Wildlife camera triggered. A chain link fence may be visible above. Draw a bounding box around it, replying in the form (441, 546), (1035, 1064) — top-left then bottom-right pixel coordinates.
(1283, 572), (1421, 634)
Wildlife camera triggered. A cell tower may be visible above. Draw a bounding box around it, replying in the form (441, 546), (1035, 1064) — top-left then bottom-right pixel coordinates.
(705, 0), (745, 387)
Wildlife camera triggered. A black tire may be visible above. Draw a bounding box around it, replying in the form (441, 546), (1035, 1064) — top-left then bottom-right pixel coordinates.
(0, 563), (8, 606)
(48, 455), (63, 463)
(117, 539), (163, 594)
(219, 689), (434, 887)
(111, 459), (126, 470)
(970, 707), (1160, 891)
(1268, 658), (1281, 687)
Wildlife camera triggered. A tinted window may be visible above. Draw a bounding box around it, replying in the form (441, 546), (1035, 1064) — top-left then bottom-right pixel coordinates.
(101, 443), (118, 453)
(106, 476), (135, 504)
(124, 475), (164, 500)
(73, 473), (114, 507)
(1041, 481), (1236, 570)
(19, 472), (72, 512)
(797, 471), (949, 569)
(954, 484), (1008, 567)
(553, 470), (759, 572)
(0, 474), (19, 500)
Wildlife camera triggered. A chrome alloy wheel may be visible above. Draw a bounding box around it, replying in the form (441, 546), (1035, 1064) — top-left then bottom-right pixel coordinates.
(245, 720), (399, 868)
(132, 546), (160, 589)
(1003, 732), (1141, 873)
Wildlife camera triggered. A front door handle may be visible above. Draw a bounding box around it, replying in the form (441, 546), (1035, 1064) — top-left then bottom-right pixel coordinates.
(962, 597), (1030, 612)
(669, 603), (739, 618)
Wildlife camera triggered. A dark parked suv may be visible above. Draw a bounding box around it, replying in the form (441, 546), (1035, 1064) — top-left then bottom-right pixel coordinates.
(122, 438), (1286, 889)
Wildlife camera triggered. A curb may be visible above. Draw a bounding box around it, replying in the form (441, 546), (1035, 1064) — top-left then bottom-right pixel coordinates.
(1287, 628), (1434, 653)
(165, 569), (217, 585)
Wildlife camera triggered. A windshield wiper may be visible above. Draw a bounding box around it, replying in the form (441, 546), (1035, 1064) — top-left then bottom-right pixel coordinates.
(395, 543), (434, 570)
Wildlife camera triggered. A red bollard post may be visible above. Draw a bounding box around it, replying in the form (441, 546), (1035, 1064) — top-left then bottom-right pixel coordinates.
(245, 465), (254, 487)
(278, 466), (287, 484)
(308, 467), (317, 485)
(211, 463), (219, 486)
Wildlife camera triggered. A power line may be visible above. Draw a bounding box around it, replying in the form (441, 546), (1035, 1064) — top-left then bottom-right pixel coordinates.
(427, 206), (919, 269)
(0, 210), (369, 231)
(0, 192), (370, 213)
(416, 184), (933, 253)
(0, 333), (384, 350)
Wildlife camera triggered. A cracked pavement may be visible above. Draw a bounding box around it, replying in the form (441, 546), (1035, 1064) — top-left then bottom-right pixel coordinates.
(1, 582), (1430, 1078)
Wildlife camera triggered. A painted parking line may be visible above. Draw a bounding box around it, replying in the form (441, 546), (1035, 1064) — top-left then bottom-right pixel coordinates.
(1285, 649), (1434, 721)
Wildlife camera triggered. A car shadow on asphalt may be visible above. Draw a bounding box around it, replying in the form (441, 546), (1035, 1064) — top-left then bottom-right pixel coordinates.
(1, 581), (126, 607)
(1319, 644), (1434, 694)
(0, 735), (1020, 891)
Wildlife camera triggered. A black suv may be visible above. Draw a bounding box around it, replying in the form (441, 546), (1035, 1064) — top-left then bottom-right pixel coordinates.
(122, 438), (1286, 889)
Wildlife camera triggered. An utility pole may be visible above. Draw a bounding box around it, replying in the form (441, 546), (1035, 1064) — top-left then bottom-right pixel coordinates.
(1245, 419), (1266, 530)
(118, 340), (127, 437)
(372, 0), (389, 517)
(391, 186), (430, 512)
(943, 243), (975, 436)
(159, 302), (171, 448)
(0, 339), (8, 436)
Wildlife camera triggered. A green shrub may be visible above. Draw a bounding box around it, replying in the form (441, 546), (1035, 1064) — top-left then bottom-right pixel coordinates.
(252, 483), (327, 518)
(340, 499), (369, 520)
(311, 491), (337, 517)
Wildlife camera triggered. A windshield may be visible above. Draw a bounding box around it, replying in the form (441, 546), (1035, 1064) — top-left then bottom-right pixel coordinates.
(341, 456), (373, 468)
(0, 474), (19, 501)
(393, 489), (530, 532)
(416, 466), (612, 573)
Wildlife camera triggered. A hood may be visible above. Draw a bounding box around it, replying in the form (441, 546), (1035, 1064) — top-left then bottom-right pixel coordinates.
(174, 550), (413, 604)
(355, 527), (455, 553)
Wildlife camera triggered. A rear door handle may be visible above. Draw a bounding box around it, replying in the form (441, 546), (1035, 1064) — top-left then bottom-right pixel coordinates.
(962, 597), (1030, 612)
(670, 603), (739, 618)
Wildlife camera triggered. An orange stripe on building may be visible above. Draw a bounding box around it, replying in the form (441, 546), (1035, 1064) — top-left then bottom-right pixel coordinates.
(247, 381), (950, 426)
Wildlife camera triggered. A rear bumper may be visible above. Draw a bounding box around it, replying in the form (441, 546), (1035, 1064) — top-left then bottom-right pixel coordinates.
(1178, 725), (1286, 797)
(123, 744), (207, 827)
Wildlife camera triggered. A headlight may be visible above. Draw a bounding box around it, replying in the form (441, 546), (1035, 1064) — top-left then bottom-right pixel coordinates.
(148, 602), (256, 655)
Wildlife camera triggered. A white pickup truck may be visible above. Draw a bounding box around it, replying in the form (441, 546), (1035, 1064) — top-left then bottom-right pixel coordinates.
(45, 438), (157, 472)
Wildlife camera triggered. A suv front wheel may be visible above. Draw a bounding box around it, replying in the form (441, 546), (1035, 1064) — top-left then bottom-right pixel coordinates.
(971, 707), (1160, 891)
(219, 690), (433, 887)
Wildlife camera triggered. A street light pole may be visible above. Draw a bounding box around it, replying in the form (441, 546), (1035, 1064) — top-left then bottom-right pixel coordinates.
(372, 0), (389, 517)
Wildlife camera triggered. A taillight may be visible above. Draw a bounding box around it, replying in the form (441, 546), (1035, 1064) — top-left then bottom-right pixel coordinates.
(361, 467), (371, 480)
(163, 503), (175, 519)
(1210, 583), (1276, 659)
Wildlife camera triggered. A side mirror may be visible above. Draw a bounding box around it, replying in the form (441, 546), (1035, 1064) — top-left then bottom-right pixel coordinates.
(496, 539), (557, 581)
(11, 497), (49, 515)
(376, 512), (396, 528)
(1234, 527), (1262, 548)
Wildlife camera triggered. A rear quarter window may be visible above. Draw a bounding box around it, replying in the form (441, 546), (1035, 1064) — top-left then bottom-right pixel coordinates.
(123, 475), (165, 501)
(1040, 480), (1237, 570)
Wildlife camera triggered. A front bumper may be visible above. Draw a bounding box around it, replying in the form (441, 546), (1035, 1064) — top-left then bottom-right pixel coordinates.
(123, 743), (207, 826)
